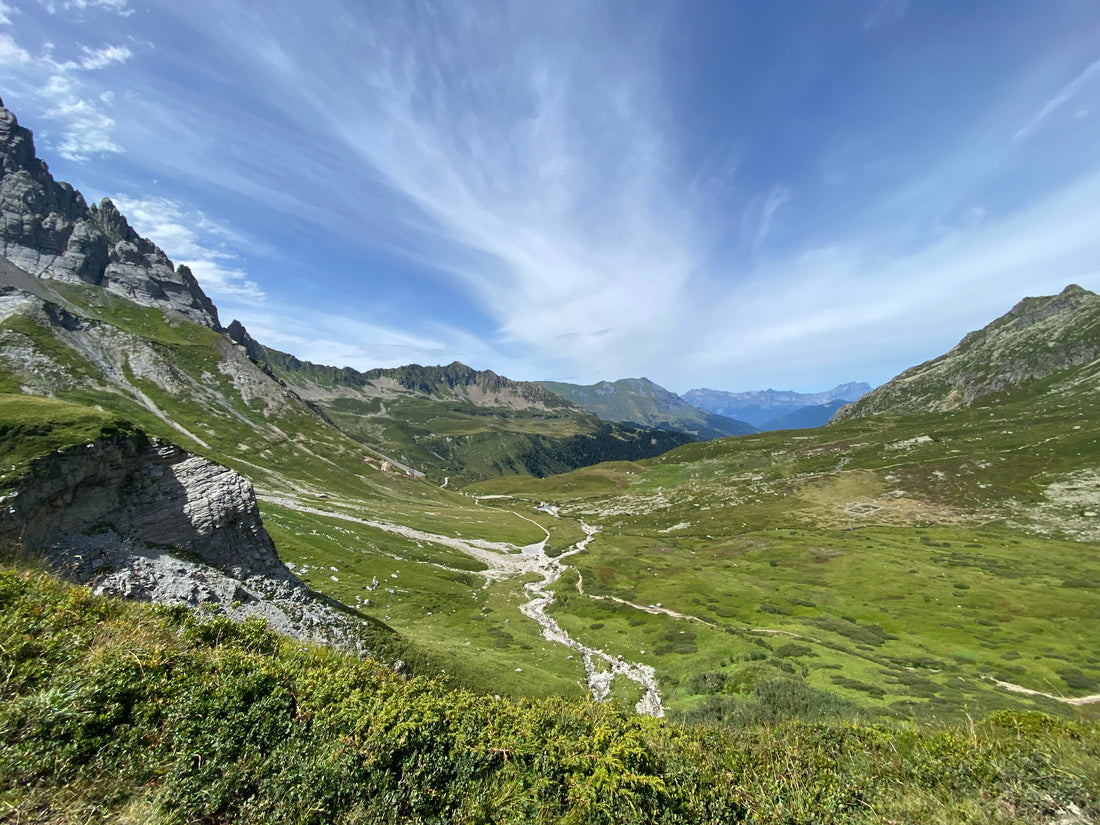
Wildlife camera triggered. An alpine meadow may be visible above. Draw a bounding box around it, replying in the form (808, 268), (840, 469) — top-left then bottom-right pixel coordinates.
(1, 3), (1100, 822)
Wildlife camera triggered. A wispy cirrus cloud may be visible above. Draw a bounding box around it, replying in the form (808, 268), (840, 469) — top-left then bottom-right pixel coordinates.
(110, 195), (265, 302)
(1014, 58), (1100, 143)
(747, 184), (791, 255)
(170, 3), (705, 376)
(40, 0), (132, 16)
(0, 9), (136, 160)
(78, 43), (131, 69)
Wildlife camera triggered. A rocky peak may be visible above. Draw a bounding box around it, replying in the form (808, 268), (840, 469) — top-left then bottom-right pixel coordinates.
(90, 197), (131, 237)
(360, 360), (574, 408)
(837, 285), (1100, 419)
(0, 100), (220, 329)
(226, 318), (270, 366)
(0, 97), (45, 177)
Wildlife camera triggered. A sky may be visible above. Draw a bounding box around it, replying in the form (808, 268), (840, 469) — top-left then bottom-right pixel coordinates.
(1, 0), (1099, 394)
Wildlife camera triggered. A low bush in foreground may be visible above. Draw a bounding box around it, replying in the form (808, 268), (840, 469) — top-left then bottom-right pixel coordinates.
(1, 565), (1097, 824)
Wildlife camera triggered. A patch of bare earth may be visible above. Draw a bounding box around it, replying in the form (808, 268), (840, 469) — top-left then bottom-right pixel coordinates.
(1019, 469), (1100, 542)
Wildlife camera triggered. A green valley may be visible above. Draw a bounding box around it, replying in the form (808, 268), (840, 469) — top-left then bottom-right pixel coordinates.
(1, 94), (1099, 824)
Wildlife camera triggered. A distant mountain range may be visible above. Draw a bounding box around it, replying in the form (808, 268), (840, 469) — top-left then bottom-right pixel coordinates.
(683, 382), (871, 428)
(757, 399), (853, 431)
(536, 377), (756, 440)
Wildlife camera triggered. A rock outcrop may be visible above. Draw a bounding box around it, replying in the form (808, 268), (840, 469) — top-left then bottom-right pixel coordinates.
(0, 98), (219, 328)
(836, 285), (1100, 420)
(0, 435), (381, 654)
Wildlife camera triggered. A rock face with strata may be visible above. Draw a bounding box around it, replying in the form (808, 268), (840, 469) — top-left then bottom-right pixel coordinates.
(836, 285), (1100, 420)
(0, 98), (219, 328)
(0, 435), (379, 654)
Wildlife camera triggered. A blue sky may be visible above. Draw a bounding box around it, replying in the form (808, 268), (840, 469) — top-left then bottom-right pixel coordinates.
(2, 0), (1099, 394)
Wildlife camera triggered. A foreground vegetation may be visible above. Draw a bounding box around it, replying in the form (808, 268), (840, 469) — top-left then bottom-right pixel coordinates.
(2, 564), (1098, 824)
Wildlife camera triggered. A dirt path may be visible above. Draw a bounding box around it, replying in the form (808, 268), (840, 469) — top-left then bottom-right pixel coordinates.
(583, 589), (717, 628)
(259, 495), (530, 578)
(982, 675), (1100, 706)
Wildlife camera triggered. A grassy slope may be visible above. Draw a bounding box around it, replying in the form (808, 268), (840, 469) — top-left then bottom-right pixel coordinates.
(845, 285), (1100, 417)
(260, 349), (692, 484)
(321, 393), (692, 484)
(468, 373), (1100, 724)
(0, 394), (143, 488)
(0, 290), (590, 698)
(2, 565), (1097, 825)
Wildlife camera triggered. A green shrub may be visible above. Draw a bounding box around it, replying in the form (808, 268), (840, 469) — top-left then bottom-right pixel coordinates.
(2, 566), (1099, 825)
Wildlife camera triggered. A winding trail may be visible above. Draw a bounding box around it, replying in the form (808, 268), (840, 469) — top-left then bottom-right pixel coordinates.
(260, 492), (665, 715)
(575, 571), (715, 628)
(982, 675), (1100, 706)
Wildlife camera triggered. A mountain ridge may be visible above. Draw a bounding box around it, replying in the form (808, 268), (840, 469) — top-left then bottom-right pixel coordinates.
(837, 284), (1100, 419)
(0, 99), (219, 328)
(683, 381), (871, 428)
(250, 335), (692, 482)
(536, 376), (756, 440)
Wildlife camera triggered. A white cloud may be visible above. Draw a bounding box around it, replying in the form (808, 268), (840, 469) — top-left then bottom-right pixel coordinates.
(0, 32), (30, 64)
(0, 1), (16, 25)
(79, 43), (132, 70)
(1014, 58), (1100, 142)
(110, 195), (266, 302)
(863, 0), (910, 31)
(48, 0), (132, 16)
(0, 27), (136, 160)
(43, 81), (122, 159)
(753, 184), (791, 254)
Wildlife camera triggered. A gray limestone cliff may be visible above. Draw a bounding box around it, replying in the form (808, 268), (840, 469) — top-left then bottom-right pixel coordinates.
(0, 435), (382, 654)
(0, 98), (219, 328)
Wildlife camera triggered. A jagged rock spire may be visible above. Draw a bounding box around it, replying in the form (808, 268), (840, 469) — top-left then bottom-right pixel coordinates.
(0, 100), (221, 328)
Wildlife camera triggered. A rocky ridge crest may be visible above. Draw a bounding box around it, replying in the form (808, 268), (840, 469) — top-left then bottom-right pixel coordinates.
(259, 344), (573, 411)
(0, 99), (219, 328)
(837, 285), (1100, 419)
(536, 376), (756, 440)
